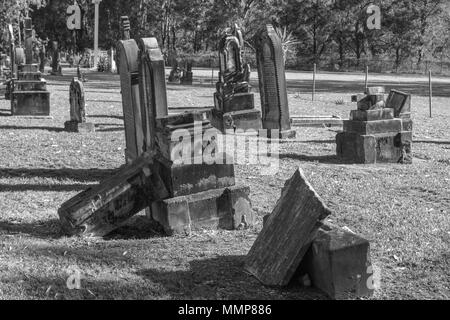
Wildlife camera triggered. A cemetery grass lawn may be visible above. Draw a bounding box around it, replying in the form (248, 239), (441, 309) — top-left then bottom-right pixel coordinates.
(0, 70), (449, 300)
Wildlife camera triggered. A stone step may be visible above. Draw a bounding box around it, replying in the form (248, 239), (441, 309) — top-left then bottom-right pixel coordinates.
(343, 119), (403, 134)
(18, 64), (39, 73)
(149, 185), (255, 235)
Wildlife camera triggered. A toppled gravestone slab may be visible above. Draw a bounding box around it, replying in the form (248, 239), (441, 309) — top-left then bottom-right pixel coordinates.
(58, 152), (169, 237)
(298, 224), (374, 300)
(245, 168), (331, 286)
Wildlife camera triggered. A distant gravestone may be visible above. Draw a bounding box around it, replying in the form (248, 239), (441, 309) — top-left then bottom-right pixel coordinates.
(255, 24), (296, 139)
(210, 24), (262, 132)
(50, 41), (62, 75)
(180, 61), (193, 85)
(64, 78), (95, 133)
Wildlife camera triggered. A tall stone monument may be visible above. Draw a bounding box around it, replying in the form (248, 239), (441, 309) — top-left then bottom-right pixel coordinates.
(64, 78), (95, 133)
(255, 25), (296, 139)
(211, 24), (262, 133)
(11, 17), (51, 116)
(337, 87), (413, 164)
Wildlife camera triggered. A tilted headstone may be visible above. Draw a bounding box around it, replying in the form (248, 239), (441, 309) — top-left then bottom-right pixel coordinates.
(64, 78), (95, 132)
(118, 38), (146, 163)
(211, 24), (262, 133)
(11, 17), (51, 116)
(255, 24), (296, 139)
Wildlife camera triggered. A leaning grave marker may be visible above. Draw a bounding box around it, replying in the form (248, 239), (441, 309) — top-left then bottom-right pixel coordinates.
(255, 24), (296, 139)
(64, 77), (95, 133)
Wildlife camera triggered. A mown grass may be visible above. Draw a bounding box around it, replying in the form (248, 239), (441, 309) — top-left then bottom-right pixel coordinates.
(0, 69), (448, 300)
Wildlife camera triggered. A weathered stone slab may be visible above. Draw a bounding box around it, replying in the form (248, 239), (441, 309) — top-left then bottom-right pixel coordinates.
(255, 24), (293, 135)
(343, 119), (402, 135)
(58, 152), (169, 237)
(150, 185), (254, 235)
(350, 108), (394, 121)
(386, 89), (411, 118)
(214, 92), (255, 113)
(336, 131), (412, 164)
(401, 118), (413, 132)
(298, 224), (374, 300)
(245, 169), (332, 286)
(357, 94), (385, 111)
(15, 80), (47, 91)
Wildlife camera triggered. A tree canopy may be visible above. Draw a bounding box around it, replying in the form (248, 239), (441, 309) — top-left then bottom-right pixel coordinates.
(2, 0), (450, 71)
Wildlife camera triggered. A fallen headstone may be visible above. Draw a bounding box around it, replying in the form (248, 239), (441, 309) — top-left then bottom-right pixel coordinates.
(245, 168), (331, 286)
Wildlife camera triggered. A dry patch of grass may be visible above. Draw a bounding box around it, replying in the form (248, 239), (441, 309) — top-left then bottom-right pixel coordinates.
(0, 70), (448, 300)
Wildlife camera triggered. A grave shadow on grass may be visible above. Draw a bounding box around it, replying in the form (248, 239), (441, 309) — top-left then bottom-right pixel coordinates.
(137, 255), (327, 300)
(0, 219), (64, 239)
(0, 168), (120, 182)
(279, 153), (342, 164)
(0, 183), (91, 193)
(0, 125), (65, 132)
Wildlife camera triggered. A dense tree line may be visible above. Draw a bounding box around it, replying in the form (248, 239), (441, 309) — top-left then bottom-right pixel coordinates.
(2, 0), (450, 71)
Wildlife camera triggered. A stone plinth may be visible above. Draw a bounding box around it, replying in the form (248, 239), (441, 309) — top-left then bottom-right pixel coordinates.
(337, 89), (413, 164)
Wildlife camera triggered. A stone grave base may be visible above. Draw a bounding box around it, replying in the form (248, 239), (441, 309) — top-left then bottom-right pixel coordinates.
(148, 185), (255, 235)
(11, 91), (50, 116)
(210, 109), (262, 133)
(214, 92), (255, 113)
(64, 120), (96, 133)
(336, 131), (412, 164)
(298, 224), (374, 300)
(291, 116), (344, 128)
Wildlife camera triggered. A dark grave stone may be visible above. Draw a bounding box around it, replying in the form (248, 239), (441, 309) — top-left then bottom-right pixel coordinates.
(116, 16), (131, 74)
(255, 24), (296, 139)
(211, 24), (262, 133)
(350, 108), (394, 121)
(64, 78), (95, 133)
(11, 17), (50, 117)
(245, 169), (331, 286)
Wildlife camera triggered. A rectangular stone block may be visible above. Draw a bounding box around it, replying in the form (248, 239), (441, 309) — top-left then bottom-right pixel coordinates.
(18, 64), (39, 73)
(15, 80), (47, 91)
(350, 108), (394, 121)
(18, 72), (41, 81)
(215, 92), (255, 113)
(343, 119), (402, 134)
(245, 169), (332, 286)
(336, 131), (412, 164)
(386, 89), (411, 118)
(156, 158), (236, 198)
(12, 91), (50, 116)
(149, 185), (254, 235)
(298, 224), (374, 300)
